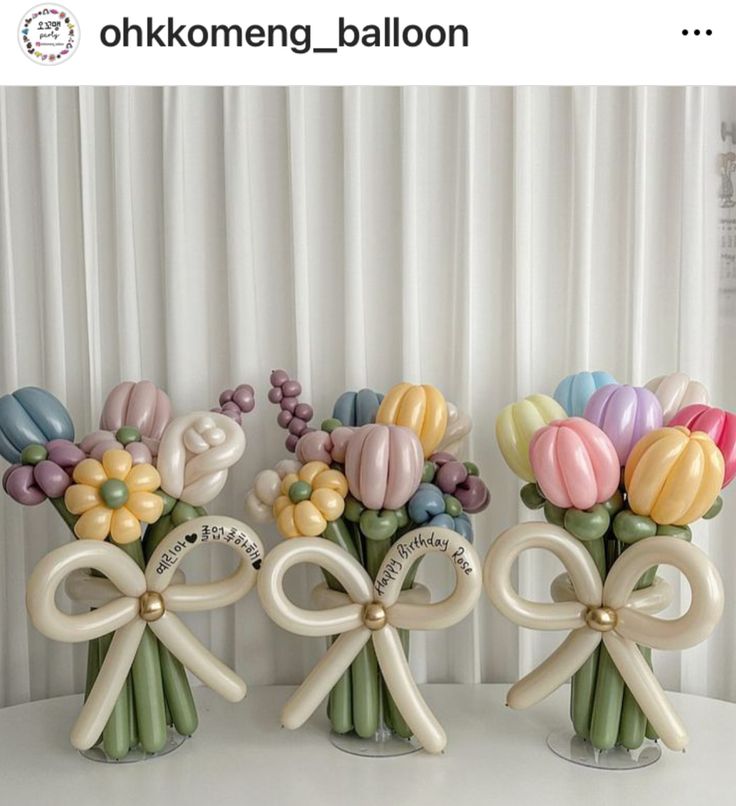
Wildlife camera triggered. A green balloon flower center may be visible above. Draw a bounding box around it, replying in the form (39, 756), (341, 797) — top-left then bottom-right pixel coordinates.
(321, 418), (342, 433)
(100, 479), (129, 510)
(21, 443), (48, 466)
(289, 480), (312, 503)
(444, 495), (462, 518)
(115, 426), (141, 446)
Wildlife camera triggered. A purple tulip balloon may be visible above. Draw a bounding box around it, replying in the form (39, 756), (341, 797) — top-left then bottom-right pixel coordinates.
(583, 384), (663, 465)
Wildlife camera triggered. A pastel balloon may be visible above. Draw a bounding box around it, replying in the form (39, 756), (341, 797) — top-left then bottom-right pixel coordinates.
(407, 483), (445, 523)
(295, 430), (333, 465)
(624, 427), (724, 525)
(669, 405), (736, 488)
(553, 371), (617, 417)
(583, 385), (663, 466)
(432, 454), (490, 513)
(244, 459), (302, 523)
(100, 381), (172, 443)
(332, 389), (384, 426)
(435, 401), (472, 456)
(644, 372), (709, 424)
(0, 387), (75, 464)
(2, 438), (85, 505)
(157, 412), (245, 506)
(79, 430), (153, 465)
(376, 383), (448, 459)
(344, 424), (423, 510)
(496, 394), (567, 482)
(295, 425), (355, 466)
(529, 418), (620, 510)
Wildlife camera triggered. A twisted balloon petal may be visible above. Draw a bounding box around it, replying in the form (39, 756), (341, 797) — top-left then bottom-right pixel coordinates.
(245, 458), (302, 523)
(157, 412), (246, 506)
(436, 402), (472, 455)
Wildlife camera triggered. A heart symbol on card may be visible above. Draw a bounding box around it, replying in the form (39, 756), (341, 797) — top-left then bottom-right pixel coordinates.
(185, 533), (198, 544)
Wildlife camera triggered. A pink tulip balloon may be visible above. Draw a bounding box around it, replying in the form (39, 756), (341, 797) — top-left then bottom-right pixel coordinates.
(100, 381), (172, 442)
(669, 404), (736, 488)
(583, 384), (663, 466)
(529, 417), (620, 510)
(344, 424), (423, 510)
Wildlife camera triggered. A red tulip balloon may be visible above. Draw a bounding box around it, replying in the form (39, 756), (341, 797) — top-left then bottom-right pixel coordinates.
(669, 404), (736, 488)
(529, 417), (620, 510)
(583, 384), (663, 466)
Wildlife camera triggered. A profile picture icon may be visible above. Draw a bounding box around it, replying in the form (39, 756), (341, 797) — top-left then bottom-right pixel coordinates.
(18, 5), (79, 65)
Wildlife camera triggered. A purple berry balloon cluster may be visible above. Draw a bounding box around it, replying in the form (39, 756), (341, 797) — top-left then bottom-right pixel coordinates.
(268, 369), (316, 452)
(214, 384), (256, 424)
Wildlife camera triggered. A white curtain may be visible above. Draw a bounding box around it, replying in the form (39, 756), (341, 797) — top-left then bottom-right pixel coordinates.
(1, 86), (734, 708)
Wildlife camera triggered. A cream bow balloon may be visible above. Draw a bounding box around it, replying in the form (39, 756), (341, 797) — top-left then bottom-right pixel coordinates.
(157, 412), (246, 506)
(26, 516), (263, 751)
(484, 523), (724, 751)
(258, 527), (481, 753)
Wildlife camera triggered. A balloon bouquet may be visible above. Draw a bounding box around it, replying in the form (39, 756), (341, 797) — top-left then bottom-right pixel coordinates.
(487, 370), (729, 762)
(248, 372), (489, 752)
(1, 381), (263, 761)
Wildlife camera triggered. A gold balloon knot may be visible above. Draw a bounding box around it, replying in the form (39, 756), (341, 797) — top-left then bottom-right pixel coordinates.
(363, 602), (387, 631)
(585, 606), (617, 632)
(139, 591), (165, 622)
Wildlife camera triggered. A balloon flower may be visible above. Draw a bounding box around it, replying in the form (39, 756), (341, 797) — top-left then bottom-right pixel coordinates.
(554, 370), (617, 417)
(644, 372), (709, 424)
(0, 380), (256, 760)
(488, 368), (728, 756)
(250, 371), (489, 748)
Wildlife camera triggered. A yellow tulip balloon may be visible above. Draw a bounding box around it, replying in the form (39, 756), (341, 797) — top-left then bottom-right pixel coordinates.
(624, 427), (724, 525)
(376, 383), (448, 459)
(495, 394), (567, 482)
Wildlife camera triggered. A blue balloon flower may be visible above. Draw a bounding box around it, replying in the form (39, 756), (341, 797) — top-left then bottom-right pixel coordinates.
(408, 483), (474, 541)
(332, 388), (384, 427)
(408, 482), (445, 524)
(553, 371), (617, 417)
(453, 513), (473, 542)
(0, 387), (74, 464)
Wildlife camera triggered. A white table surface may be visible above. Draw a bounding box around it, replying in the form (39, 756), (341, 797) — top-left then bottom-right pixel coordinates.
(0, 684), (732, 806)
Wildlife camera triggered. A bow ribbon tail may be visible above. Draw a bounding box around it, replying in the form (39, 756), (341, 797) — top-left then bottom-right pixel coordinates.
(70, 620), (146, 750)
(149, 613), (246, 702)
(282, 627), (370, 730)
(372, 625), (446, 754)
(603, 631), (689, 751)
(507, 628), (602, 710)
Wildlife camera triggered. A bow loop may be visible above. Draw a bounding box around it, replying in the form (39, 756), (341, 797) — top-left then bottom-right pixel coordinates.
(484, 523), (603, 631)
(258, 539), (374, 637)
(604, 536), (724, 650)
(145, 516), (263, 611)
(27, 541), (145, 643)
(258, 526), (482, 753)
(376, 527), (482, 630)
(26, 515), (263, 751)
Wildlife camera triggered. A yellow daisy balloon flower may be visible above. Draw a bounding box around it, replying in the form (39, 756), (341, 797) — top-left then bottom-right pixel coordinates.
(273, 461), (348, 538)
(64, 449), (164, 543)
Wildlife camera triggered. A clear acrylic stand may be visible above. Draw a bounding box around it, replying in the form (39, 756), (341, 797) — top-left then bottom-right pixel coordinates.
(546, 729), (661, 770)
(329, 689), (421, 757)
(330, 724), (421, 757)
(80, 727), (187, 764)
